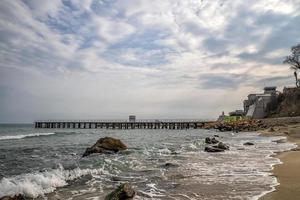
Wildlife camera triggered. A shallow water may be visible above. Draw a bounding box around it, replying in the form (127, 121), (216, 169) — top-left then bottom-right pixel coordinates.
(0, 124), (296, 199)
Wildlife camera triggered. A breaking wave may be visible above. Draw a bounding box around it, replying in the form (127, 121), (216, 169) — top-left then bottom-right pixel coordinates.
(0, 164), (107, 198)
(0, 133), (56, 140)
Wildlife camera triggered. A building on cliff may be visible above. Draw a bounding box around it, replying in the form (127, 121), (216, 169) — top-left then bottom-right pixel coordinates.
(243, 87), (278, 119)
(218, 86), (299, 121)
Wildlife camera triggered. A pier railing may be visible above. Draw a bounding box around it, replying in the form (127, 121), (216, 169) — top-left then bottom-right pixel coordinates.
(34, 119), (213, 129)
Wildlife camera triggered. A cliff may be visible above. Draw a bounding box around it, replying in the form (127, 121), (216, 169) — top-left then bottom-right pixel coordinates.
(267, 87), (300, 118)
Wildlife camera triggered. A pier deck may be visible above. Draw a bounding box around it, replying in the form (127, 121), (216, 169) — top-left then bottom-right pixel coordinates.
(34, 119), (212, 129)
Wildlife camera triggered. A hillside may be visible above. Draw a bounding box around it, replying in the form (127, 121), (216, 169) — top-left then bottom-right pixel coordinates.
(268, 87), (300, 118)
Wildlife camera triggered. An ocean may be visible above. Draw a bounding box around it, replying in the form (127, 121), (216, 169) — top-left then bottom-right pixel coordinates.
(0, 124), (296, 200)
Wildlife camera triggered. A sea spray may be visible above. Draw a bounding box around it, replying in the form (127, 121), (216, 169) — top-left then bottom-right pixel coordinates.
(0, 164), (107, 198)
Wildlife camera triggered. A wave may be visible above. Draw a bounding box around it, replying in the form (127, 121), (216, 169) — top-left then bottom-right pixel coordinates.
(0, 132), (56, 141)
(0, 164), (107, 198)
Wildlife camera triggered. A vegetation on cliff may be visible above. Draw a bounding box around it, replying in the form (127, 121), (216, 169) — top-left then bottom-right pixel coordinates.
(267, 87), (300, 118)
(284, 43), (300, 87)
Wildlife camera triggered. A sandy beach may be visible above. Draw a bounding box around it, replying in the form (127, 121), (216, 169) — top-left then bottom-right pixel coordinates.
(260, 123), (300, 200)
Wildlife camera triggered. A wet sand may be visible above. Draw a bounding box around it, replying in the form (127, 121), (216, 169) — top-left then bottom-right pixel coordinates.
(260, 123), (300, 200)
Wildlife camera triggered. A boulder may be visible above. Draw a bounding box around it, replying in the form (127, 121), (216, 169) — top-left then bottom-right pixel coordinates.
(83, 137), (127, 157)
(162, 163), (179, 168)
(0, 195), (26, 200)
(204, 146), (225, 153)
(243, 142), (254, 146)
(205, 137), (219, 144)
(213, 142), (229, 150)
(105, 183), (135, 200)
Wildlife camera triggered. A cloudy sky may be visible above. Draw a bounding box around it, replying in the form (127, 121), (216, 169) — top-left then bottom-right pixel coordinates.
(0, 0), (299, 122)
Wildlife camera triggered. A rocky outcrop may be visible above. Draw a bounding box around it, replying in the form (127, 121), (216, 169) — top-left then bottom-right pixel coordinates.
(204, 137), (229, 153)
(83, 137), (127, 157)
(0, 195), (26, 200)
(105, 183), (135, 200)
(204, 146), (225, 152)
(205, 137), (219, 144)
(243, 142), (254, 146)
(213, 142), (229, 150)
(267, 87), (300, 118)
(203, 120), (268, 132)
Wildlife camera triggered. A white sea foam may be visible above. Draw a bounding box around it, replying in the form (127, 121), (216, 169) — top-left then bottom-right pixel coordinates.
(0, 165), (107, 198)
(0, 132), (56, 140)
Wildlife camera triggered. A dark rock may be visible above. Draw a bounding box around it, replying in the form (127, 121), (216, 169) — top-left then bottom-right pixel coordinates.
(83, 137), (127, 157)
(292, 147), (300, 151)
(213, 142), (229, 150)
(105, 183), (135, 200)
(0, 195), (26, 200)
(214, 135), (219, 137)
(112, 176), (133, 182)
(171, 151), (179, 155)
(243, 142), (254, 146)
(205, 137), (219, 144)
(162, 163), (179, 168)
(204, 146), (225, 153)
(273, 139), (286, 144)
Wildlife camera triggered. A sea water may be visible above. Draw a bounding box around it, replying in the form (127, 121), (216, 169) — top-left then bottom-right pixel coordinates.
(0, 124), (296, 200)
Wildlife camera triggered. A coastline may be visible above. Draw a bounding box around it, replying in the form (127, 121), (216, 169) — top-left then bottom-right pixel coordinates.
(259, 123), (300, 200)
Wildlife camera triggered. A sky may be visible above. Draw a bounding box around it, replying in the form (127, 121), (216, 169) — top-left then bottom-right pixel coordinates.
(0, 0), (300, 123)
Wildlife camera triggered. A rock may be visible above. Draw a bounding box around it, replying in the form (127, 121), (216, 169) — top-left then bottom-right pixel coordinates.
(273, 139), (286, 144)
(105, 183), (135, 200)
(243, 142), (254, 146)
(213, 142), (229, 150)
(203, 119), (268, 132)
(83, 137), (127, 157)
(205, 137), (219, 144)
(0, 195), (26, 200)
(112, 177), (133, 182)
(268, 127), (275, 132)
(292, 147), (300, 151)
(214, 135), (219, 137)
(162, 163), (179, 168)
(204, 146), (225, 153)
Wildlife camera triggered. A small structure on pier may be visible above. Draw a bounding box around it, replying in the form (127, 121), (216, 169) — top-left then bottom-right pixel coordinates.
(129, 115), (136, 122)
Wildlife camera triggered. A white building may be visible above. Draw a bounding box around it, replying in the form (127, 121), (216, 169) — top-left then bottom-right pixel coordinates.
(244, 87), (277, 119)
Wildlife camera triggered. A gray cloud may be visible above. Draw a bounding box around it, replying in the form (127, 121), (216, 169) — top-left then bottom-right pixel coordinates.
(198, 73), (250, 89)
(1, 0), (300, 122)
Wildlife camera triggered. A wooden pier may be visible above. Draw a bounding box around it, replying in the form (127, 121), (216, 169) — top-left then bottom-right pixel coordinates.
(34, 119), (212, 129)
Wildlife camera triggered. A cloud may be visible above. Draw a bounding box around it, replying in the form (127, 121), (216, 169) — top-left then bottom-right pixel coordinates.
(0, 0), (300, 122)
(198, 73), (250, 89)
(93, 16), (136, 44)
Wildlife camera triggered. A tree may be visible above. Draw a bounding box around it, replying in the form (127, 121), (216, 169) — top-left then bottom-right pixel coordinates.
(283, 43), (300, 87)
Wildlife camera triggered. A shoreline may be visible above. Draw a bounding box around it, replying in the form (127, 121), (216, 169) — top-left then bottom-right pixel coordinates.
(259, 123), (300, 200)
